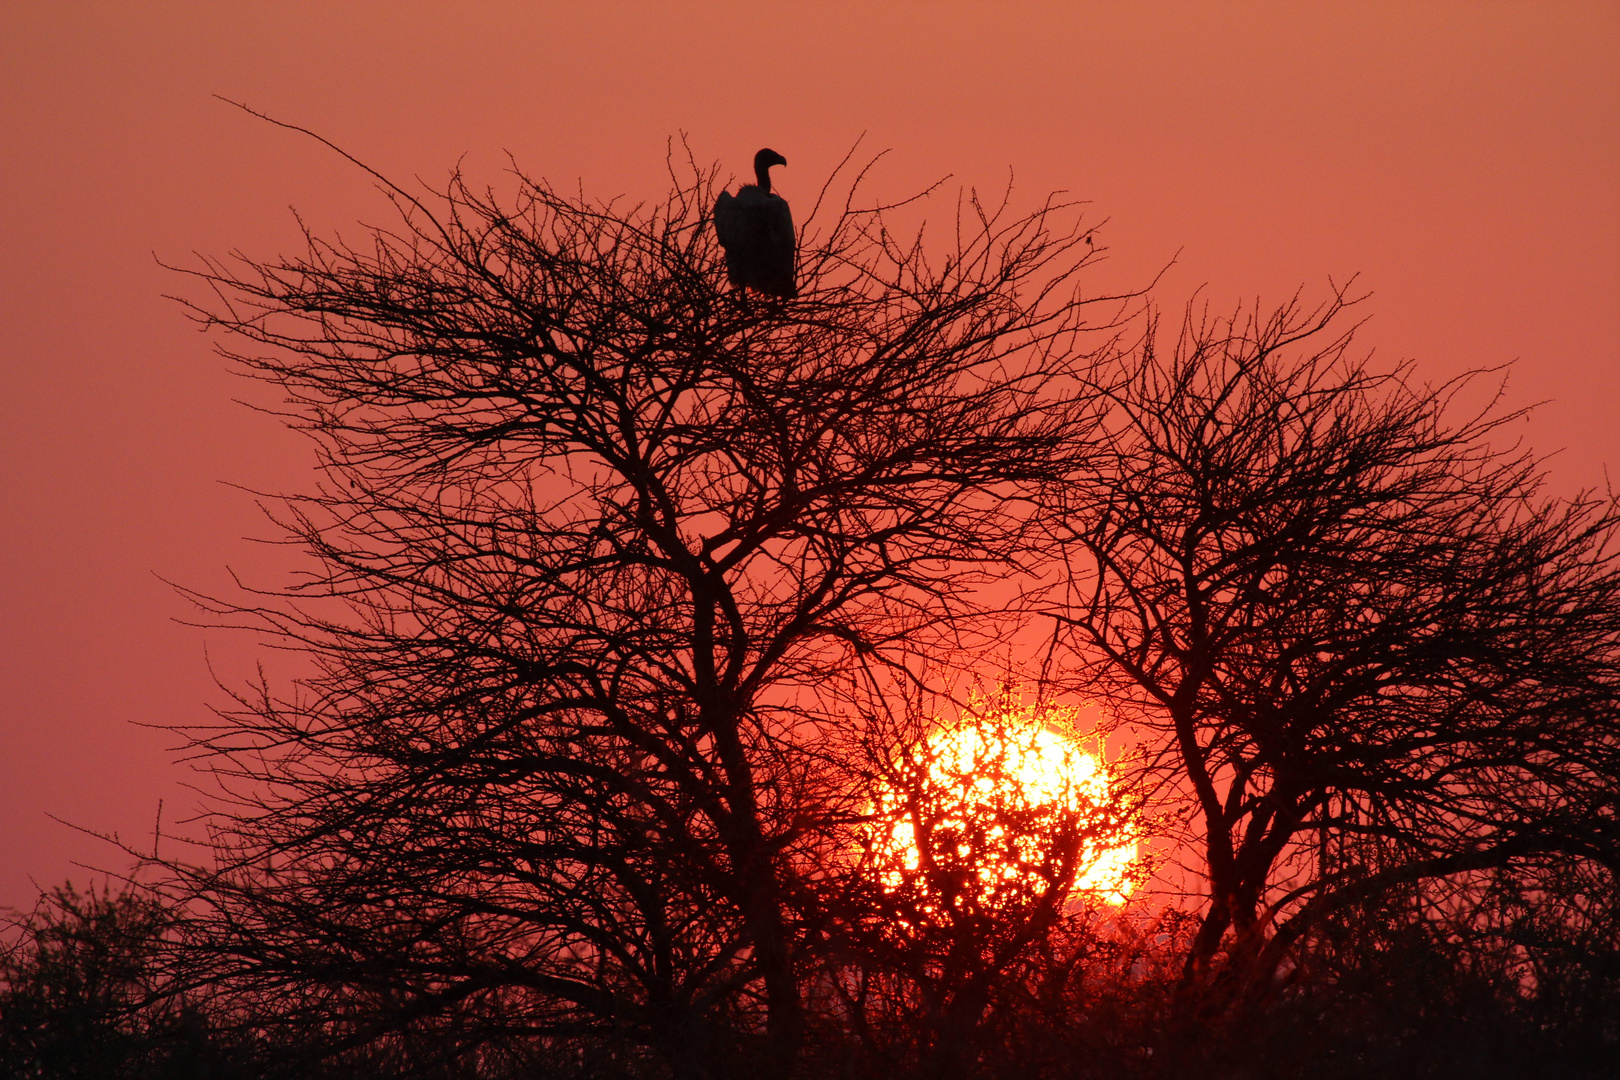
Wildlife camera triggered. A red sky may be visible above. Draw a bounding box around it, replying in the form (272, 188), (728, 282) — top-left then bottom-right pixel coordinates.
(2, 2), (1616, 912)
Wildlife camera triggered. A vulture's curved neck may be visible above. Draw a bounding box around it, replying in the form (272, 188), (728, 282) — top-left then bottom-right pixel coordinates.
(755, 163), (772, 194)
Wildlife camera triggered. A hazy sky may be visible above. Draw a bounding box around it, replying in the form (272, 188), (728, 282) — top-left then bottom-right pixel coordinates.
(2, 2), (1616, 911)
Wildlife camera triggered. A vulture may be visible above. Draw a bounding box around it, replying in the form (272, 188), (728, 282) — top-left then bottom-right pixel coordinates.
(713, 148), (796, 298)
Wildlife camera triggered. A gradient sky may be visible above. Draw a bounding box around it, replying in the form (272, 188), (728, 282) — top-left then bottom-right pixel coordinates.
(2, 2), (1616, 912)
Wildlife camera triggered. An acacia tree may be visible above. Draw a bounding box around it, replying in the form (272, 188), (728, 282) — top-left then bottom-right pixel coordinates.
(1043, 291), (1620, 1022)
(163, 132), (1130, 1078)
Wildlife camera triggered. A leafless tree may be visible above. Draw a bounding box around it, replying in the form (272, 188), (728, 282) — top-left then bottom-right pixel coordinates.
(1042, 289), (1620, 1024)
(160, 125), (1133, 1078)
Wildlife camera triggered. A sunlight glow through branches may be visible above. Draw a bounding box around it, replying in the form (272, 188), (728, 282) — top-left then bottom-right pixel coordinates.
(866, 700), (1140, 913)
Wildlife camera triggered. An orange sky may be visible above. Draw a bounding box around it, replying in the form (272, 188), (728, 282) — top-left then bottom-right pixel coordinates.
(2, 2), (1616, 911)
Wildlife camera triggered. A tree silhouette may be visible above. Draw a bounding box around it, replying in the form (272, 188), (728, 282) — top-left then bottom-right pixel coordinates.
(1042, 291), (1620, 1028)
(0, 884), (218, 1079)
(100, 126), (1620, 1079)
(162, 138), (1130, 1077)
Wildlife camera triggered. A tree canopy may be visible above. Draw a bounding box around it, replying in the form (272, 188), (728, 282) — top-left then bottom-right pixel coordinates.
(159, 147), (1132, 1078)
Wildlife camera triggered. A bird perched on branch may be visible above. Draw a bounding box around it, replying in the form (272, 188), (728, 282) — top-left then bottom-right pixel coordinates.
(713, 148), (796, 298)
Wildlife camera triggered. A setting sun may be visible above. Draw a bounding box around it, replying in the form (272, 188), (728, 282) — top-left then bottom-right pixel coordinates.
(866, 700), (1140, 911)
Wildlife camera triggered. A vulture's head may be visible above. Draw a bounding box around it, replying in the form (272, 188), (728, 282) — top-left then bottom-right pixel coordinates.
(753, 148), (787, 191)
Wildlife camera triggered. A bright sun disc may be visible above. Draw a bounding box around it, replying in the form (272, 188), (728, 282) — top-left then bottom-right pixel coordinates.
(868, 702), (1139, 908)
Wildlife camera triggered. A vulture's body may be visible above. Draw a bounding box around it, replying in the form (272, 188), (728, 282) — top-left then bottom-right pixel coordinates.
(714, 149), (796, 298)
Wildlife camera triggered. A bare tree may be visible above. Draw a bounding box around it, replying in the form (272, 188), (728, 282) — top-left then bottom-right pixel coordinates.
(162, 127), (1131, 1078)
(1042, 290), (1620, 1023)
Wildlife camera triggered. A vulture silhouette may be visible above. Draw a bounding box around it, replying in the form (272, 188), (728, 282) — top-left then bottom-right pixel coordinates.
(713, 148), (796, 298)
